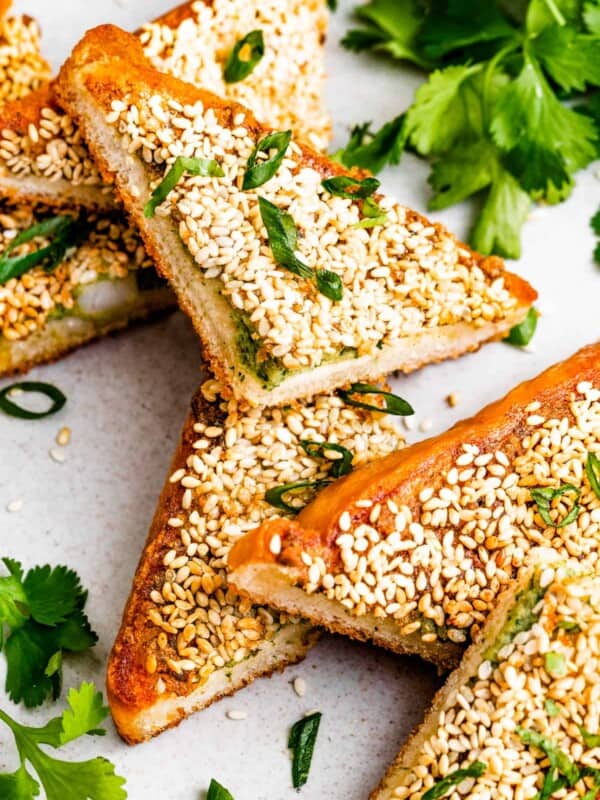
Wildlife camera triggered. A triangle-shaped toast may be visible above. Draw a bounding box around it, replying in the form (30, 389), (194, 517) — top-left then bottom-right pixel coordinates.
(55, 24), (536, 406)
(107, 380), (405, 742)
(371, 560), (600, 799)
(229, 344), (600, 669)
(0, 0), (330, 210)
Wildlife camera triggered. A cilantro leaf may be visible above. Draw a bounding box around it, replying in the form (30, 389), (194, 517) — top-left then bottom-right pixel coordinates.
(428, 139), (495, 210)
(418, 2), (516, 60)
(332, 115), (406, 174)
(342, 0), (430, 68)
(491, 55), (597, 200)
(471, 168), (531, 259)
(584, 2), (600, 33)
(405, 65), (482, 156)
(592, 206), (600, 235)
(533, 25), (600, 92)
(526, 0), (582, 34)
(0, 559), (97, 707)
(0, 684), (127, 800)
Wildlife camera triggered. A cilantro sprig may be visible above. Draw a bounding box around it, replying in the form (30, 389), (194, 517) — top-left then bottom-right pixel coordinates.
(341, 0), (600, 258)
(0, 558), (97, 707)
(0, 682), (127, 799)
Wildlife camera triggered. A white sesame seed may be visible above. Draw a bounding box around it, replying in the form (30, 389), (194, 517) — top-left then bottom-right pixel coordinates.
(293, 677), (307, 697)
(6, 498), (23, 513)
(226, 709), (247, 721)
(269, 534), (282, 555)
(49, 447), (66, 464)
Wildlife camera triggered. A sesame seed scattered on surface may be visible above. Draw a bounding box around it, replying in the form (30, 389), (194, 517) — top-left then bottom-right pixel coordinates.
(49, 447), (65, 463)
(293, 677), (306, 697)
(142, 380), (404, 691)
(446, 392), (461, 408)
(419, 417), (433, 433)
(391, 567), (600, 799)
(56, 426), (71, 446)
(297, 383), (600, 648)
(6, 498), (23, 512)
(226, 709), (247, 721)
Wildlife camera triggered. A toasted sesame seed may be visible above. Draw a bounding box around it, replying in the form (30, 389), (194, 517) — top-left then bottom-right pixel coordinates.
(446, 392), (461, 408)
(56, 426), (71, 446)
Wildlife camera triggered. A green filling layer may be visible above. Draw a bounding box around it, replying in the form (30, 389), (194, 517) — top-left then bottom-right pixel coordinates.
(483, 576), (546, 664)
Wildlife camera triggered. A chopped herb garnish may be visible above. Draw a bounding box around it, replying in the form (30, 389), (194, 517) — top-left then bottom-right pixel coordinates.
(354, 196), (388, 229)
(332, 116), (406, 175)
(421, 761), (486, 800)
(530, 484), (581, 528)
(338, 383), (414, 416)
(505, 307), (539, 347)
(341, 2), (600, 258)
(144, 156), (224, 217)
(545, 699), (561, 718)
(0, 381), (66, 420)
(288, 712), (321, 789)
(327, 0), (337, 10)
(242, 130), (291, 190)
(586, 452), (600, 499)
(0, 215), (84, 285)
(592, 206), (600, 265)
(556, 619), (580, 633)
(301, 440), (354, 478)
(223, 30), (264, 83)
(207, 778), (234, 800)
(265, 480), (331, 513)
(0, 558), (97, 707)
(0, 682), (126, 799)
(517, 727), (580, 787)
(258, 197), (343, 301)
(580, 727), (600, 748)
(321, 175), (380, 199)
(545, 651), (568, 677)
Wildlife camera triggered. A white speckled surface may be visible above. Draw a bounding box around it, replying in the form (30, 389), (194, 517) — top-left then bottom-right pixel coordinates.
(1, 1), (599, 798)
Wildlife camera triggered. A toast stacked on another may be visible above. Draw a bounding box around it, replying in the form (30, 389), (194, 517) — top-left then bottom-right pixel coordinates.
(107, 380), (405, 743)
(0, 1), (50, 105)
(55, 24), (535, 406)
(0, 0), (332, 375)
(229, 344), (600, 668)
(372, 561), (600, 799)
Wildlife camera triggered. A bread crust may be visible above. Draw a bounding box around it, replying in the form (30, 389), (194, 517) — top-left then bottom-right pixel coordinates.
(54, 25), (536, 406)
(229, 343), (600, 664)
(106, 389), (318, 744)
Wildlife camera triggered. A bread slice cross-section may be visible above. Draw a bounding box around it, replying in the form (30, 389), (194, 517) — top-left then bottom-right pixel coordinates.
(107, 379), (404, 743)
(371, 560), (600, 800)
(55, 25), (536, 406)
(0, 0), (331, 210)
(0, 202), (175, 376)
(229, 343), (600, 668)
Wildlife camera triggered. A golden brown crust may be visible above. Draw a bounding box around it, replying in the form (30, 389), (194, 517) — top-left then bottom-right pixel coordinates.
(229, 343), (600, 661)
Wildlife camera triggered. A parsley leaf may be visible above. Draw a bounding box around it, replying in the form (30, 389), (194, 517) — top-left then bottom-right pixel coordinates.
(533, 25), (600, 92)
(0, 683), (126, 800)
(0, 559), (97, 707)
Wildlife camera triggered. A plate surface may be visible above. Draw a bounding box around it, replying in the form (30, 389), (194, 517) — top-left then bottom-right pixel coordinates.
(1, 1), (598, 797)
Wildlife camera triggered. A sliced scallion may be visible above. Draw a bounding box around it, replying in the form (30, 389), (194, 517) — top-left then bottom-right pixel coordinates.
(530, 484), (581, 528)
(264, 480), (330, 514)
(586, 452), (600, 499)
(0, 382), (66, 420)
(321, 175), (380, 199)
(0, 216), (83, 285)
(421, 761), (486, 800)
(144, 157), (224, 218)
(242, 130), (291, 190)
(338, 383), (414, 416)
(223, 30), (264, 83)
(300, 440), (354, 478)
(288, 712), (321, 789)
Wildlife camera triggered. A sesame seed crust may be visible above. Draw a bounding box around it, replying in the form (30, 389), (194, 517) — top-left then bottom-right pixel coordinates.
(228, 345), (600, 666)
(139, 0), (331, 151)
(0, 0), (330, 207)
(107, 379), (404, 742)
(374, 564), (600, 800)
(0, 201), (155, 344)
(0, 11), (50, 104)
